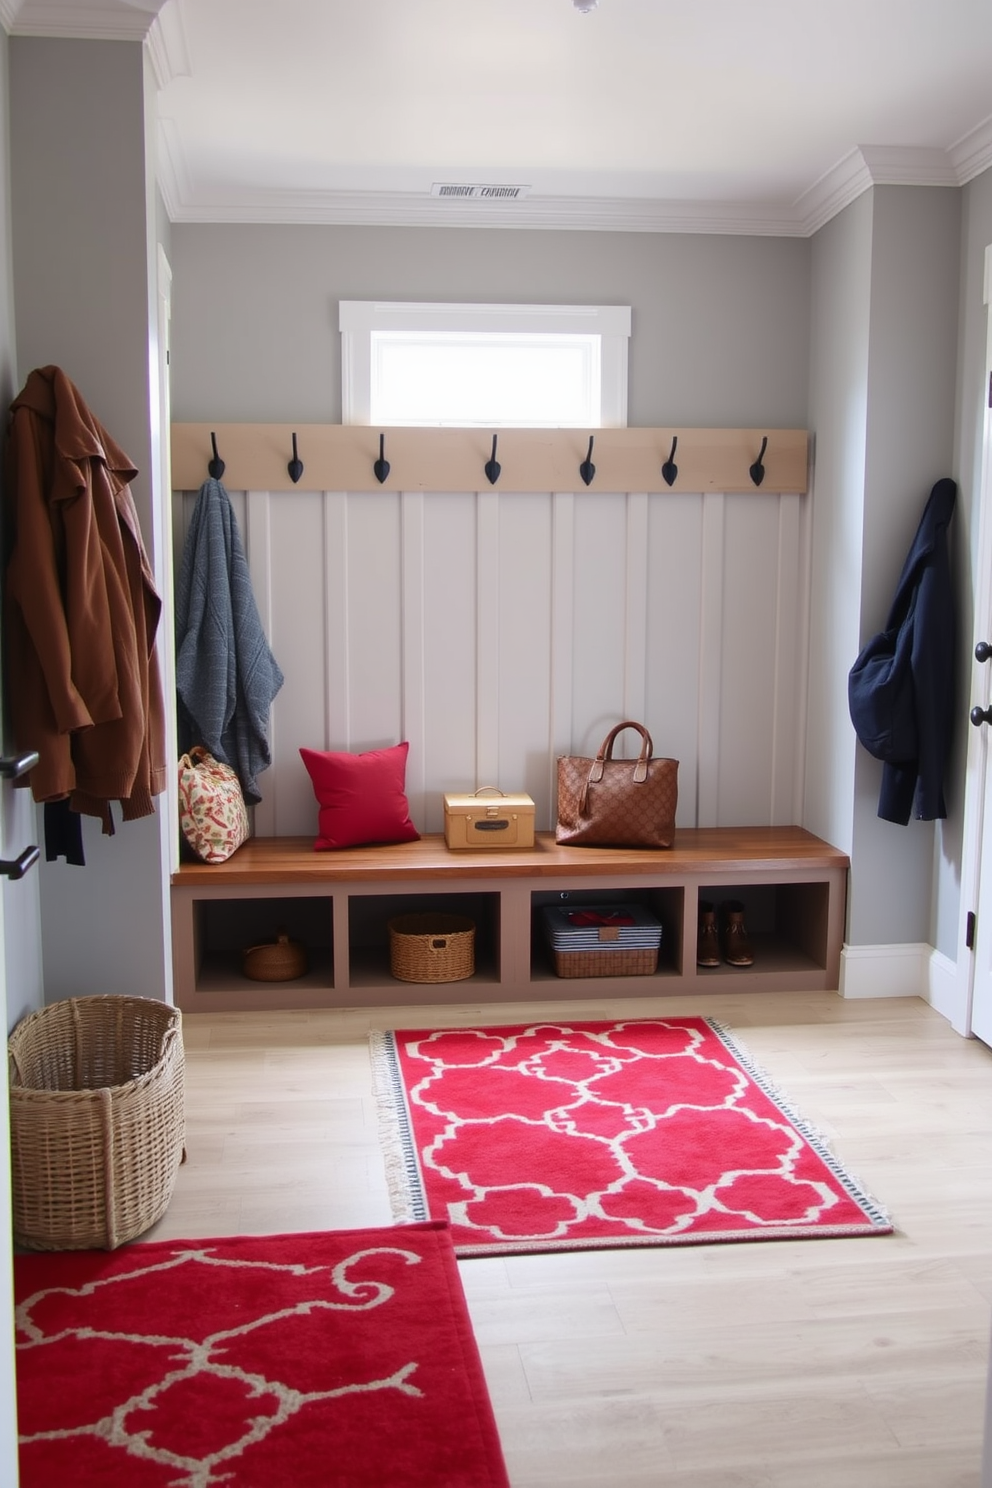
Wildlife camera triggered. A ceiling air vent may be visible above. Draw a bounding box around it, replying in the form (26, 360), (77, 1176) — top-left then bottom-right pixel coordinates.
(431, 183), (531, 200)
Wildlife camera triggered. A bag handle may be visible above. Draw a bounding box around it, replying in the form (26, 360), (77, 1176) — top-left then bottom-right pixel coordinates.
(589, 721), (654, 785)
(181, 745), (212, 768)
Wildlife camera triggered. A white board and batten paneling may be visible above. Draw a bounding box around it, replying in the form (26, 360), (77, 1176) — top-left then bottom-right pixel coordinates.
(173, 432), (811, 839)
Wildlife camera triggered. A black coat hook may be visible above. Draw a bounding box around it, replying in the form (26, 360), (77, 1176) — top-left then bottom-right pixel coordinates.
(579, 435), (596, 487)
(661, 436), (678, 488)
(485, 434), (501, 486)
(749, 435), (768, 488)
(373, 432), (390, 484)
(208, 431), (225, 480)
(288, 432), (304, 484)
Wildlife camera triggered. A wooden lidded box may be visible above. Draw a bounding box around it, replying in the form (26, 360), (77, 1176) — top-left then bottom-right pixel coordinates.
(443, 788), (536, 849)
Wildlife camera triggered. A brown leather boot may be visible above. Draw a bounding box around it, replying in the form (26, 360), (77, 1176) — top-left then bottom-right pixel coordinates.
(721, 900), (754, 966)
(696, 900), (720, 967)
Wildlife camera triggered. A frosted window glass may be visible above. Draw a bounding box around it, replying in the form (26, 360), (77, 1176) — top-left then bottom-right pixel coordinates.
(340, 302), (630, 427)
(371, 334), (599, 427)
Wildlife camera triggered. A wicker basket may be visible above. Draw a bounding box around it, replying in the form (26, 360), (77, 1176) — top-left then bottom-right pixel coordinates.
(388, 913), (475, 983)
(243, 930), (308, 981)
(550, 946), (660, 978)
(8, 995), (186, 1251)
(542, 901), (661, 979)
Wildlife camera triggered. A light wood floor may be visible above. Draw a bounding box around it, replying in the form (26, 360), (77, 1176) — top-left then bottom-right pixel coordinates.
(148, 989), (992, 1487)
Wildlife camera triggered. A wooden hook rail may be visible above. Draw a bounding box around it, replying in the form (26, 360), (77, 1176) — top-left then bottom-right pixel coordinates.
(171, 424), (809, 495)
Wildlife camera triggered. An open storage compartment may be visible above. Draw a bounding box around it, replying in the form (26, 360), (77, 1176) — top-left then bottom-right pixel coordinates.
(347, 891), (501, 988)
(529, 885), (684, 983)
(694, 881), (831, 979)
(189, 894), (334, 999)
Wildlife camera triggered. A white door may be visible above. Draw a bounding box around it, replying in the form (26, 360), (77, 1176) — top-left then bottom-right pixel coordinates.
(961, 244), (992, 1046)
(967, 613), (992, 1048)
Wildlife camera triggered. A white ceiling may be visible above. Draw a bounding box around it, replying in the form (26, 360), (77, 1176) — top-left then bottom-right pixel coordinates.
(6, 0), (992, 235)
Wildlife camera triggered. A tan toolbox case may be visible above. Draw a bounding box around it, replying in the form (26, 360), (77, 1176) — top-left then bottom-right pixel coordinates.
(443, 788), (536, 849)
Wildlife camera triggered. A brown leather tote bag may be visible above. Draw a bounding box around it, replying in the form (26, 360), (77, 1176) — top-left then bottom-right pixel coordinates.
(556, 721), (678, 849)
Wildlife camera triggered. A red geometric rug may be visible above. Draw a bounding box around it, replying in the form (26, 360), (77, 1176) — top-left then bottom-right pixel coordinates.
(371, 1018), (892, 1256)
(14, 1222), (509, 1488)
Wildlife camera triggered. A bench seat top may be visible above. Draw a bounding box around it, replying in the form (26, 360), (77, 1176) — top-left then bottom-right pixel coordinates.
(172, 826), (849, 887)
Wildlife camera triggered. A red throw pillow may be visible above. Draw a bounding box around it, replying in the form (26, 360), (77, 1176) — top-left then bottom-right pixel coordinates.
(299, 743), (420, 850)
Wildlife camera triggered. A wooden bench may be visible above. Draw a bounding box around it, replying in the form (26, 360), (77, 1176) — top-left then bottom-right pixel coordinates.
(170, 826), (849, 1012)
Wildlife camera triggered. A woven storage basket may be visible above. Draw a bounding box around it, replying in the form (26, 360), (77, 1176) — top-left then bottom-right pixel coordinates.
(388, 913), (475, 984)
(243, 930), (308, 982)
(542, 902), (661, 979)
(8, 995), (186, 1251)
(550, 946), (659, 978)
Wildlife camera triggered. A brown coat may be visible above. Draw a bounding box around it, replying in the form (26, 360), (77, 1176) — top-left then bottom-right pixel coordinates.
(4, 366), (167, 830)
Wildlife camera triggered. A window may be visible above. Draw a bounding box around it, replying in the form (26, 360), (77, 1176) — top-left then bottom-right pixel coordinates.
(340, 301), (630, 428)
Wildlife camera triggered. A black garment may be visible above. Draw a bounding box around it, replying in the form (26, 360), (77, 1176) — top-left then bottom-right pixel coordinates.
(848, 478), (956, 824)
(44, 798), (86, 865)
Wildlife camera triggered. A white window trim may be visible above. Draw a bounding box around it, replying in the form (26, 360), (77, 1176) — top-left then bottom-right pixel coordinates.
(339, 301), (631, 427)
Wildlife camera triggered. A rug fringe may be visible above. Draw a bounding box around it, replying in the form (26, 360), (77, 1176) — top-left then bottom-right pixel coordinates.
(705, 1018), (892, 1231)
(369, 1030), (429, 1224)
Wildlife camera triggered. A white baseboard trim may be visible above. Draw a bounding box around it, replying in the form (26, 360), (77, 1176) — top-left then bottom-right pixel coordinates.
(925, 947), (962, 1025)
(839, 942), (930, 999)
(839, 943), (970, 1031)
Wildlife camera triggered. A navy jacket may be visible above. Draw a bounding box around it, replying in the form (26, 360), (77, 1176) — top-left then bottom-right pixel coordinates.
(848, 478), (956, 825)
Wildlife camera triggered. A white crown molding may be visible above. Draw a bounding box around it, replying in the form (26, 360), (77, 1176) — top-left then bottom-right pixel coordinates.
(794, 148), (874, 236)
(145, 1), (189, 91)
(794, 142), (969, 237)
(858, 144), (960, 187)
(6, 1), (166, 40)
(156, 115), (188, 222)
(165, 186), (808, 237)
(949, 113), (992, 184)
(0, 0), (18, 30)
(161, 133), (992, 238)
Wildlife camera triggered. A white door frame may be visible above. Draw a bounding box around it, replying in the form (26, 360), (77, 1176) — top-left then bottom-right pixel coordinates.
(955, 242), (992, 1038)
(155, 243), (179, 877)
(0, 883), (20, 1481)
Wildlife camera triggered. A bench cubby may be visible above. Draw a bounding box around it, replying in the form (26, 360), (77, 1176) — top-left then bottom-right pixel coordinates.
(346, 890), (501, 989)
(170, 828), (849, 1012)
(529, 885), (685, 982)
(693, 880), (834, 982)
(180, 886), (335, 1008)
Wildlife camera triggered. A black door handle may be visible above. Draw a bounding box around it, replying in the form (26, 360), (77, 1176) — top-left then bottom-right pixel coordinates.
(0, 845), (39, 880)
(0, 751), (38, 779)
(977, 642), (992, 664)
(971, 705), (992, 728)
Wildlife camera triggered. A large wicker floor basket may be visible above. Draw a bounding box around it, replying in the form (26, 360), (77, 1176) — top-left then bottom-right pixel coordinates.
(8, 995), (186, 1251)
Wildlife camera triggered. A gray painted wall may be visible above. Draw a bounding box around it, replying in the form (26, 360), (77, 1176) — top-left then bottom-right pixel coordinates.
(168, 223), (811, 428)
(849, 186), (961, 949)
(10, 40), (156, 524)
(8, 37), (170, 1003)
(804, 190), (873, 863)
(801, 186), (965, 953)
